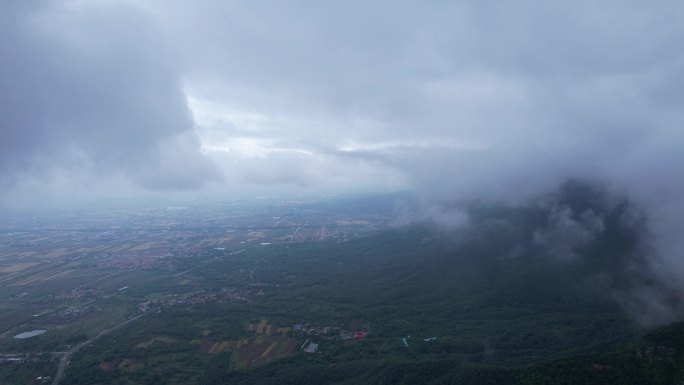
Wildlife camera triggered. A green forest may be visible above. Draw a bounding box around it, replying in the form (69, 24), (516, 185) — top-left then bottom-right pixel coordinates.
(52, 182), (684, 384)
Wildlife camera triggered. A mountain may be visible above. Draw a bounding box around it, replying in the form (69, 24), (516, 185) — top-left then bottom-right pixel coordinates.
(60, 181), (684, 385)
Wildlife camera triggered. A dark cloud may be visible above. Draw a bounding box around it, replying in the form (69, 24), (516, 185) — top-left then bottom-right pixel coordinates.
(4, 1), (683, 196)
(0, 1), (220, 191)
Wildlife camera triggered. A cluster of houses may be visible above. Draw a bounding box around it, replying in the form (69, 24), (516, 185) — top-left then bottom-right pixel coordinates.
(292, 322), (369, 354)
(44, 305), (93, 324)
(300, 339), (319, 353)
(292, 323), (368, 342)
(55, 288), (99, 300)
(0, 353), (51, 365)
(95, 252), (173, 270)
(0, 354), (29, 364)
(137, 288), (249, 313)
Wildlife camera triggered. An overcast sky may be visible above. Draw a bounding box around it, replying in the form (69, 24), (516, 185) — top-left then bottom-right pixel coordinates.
(2, 0), (684, 209)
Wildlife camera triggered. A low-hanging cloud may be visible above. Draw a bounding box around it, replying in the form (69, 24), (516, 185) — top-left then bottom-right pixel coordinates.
(533, 205), (605, 261)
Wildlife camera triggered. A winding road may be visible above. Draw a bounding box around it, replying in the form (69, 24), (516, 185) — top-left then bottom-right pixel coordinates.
(51, 312), (147, 385)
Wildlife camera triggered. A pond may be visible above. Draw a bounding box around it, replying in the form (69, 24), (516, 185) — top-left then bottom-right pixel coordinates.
(13, 329), (47, 339)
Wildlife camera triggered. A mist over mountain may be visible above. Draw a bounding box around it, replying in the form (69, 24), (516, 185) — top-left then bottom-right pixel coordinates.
(475, 181), (681, 326)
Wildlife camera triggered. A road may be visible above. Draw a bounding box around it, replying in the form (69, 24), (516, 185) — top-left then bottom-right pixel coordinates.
(51, 312), (147, 385)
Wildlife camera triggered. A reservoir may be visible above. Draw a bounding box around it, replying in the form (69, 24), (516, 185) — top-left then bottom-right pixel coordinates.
(14, 329), (47, 339)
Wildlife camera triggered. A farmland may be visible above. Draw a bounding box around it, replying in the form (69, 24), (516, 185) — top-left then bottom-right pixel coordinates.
(2, 190), (684, 384)
(0, 195), (391, 384)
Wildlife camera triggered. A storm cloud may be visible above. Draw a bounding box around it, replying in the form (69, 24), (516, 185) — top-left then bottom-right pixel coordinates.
(3, 1), (683, 197)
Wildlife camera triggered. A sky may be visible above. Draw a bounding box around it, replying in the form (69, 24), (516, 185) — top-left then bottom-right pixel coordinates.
(1, 1), (684, 209)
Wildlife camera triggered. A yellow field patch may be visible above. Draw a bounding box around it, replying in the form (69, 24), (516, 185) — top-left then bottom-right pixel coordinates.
(44, 270), (74, 280)
(100, 360), (118, 372)
(256, 320), (268, 335)
(117, 358), (144, 372)
(13, 269), (74, 285)
(45, 248), (70, 258)
(89, 245), (112, 253)
(218, 341), (231, 352)
(197, 239), (214, 247)
(335, 219), (370, 225)
(130, 242), (157, 251)
(110, 244), (133, 253)
(0, 263), (39, 273)
(246, 231), (265, 239)
(208, 342), (219, 354)
(208, 341), (231, 354)
(261, 341), (279, 358)
(135, 336), (176, 349)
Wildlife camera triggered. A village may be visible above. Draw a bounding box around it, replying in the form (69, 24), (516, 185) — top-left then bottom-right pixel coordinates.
(293, 323), (368, 340)
(43, 306), (94, 324)
(137, 287), (251, 313)
(291, 322), (369, 354)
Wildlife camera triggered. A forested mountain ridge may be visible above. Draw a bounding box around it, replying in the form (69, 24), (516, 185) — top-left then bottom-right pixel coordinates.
(54, 181), (684, 384)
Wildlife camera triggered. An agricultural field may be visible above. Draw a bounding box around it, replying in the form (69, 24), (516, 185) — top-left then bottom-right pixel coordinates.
(3, 191), (677, 385)
(230, 336), (298, 370)
(0, 197), (391, 383)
